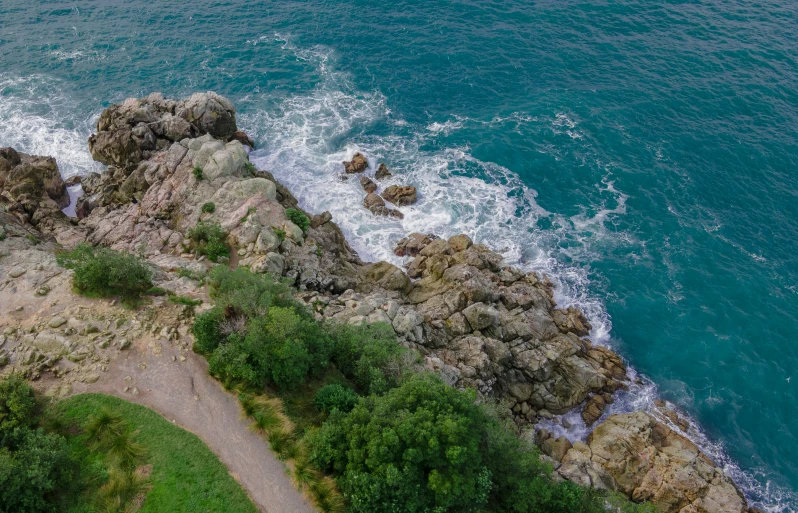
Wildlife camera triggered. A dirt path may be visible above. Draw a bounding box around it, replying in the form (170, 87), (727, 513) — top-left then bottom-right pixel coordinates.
(76, 336), (314, 513)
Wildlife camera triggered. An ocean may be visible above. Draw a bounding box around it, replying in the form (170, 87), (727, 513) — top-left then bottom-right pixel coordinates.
(1, 1), (795, 510)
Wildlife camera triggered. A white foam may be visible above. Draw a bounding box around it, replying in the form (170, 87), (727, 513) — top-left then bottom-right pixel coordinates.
(241, 36), (795, 511)
(0, 74), (102, 181)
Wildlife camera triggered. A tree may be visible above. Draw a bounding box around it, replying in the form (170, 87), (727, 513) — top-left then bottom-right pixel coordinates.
(308, 373), (492, 513)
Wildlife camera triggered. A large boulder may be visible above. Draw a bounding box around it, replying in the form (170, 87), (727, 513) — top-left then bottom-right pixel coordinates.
(343, 152), (368, 174)
(559, 412), (749, 513)
(0, 148), (69, 216)
(381, 184), (417, 206)
(176, 92), (237, 140)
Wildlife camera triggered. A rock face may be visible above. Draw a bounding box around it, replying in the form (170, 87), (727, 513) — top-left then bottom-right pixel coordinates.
(381, 184), (417, 206)
(343, 152), (368, 174)
(359, 175), (377, 193)
(363, 192), (403, 219)
(556, 412), (748, 513)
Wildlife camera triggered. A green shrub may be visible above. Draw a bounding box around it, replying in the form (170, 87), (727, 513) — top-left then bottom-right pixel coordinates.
(327, 322), (414, 395)
(207, 266), (299, 319)
(285, 208), (310, 234)
(169, 295), (203, 307)
(308, 373), (492, 513)
(0, 426), (74, 513)
(313, 384), (358, 414)
(243, 162), (257, 175)
(0, 374), (37, 442)
(201, 202), (216, 214)
(187, 222), (229, 262)
(191, 308), (224, 355)
(55, 243), (153, 306)
(273, 228), (286, 242)
(193, 166), (204, 180)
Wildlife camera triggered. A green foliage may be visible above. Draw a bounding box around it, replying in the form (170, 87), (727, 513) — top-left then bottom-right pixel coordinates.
(243, 162), (257, 175)
(187, 222), (229, 262)
(26, 234), (41, 245)
(56, 244), (153, 306)
(308, 373), (492, 513)
(147, 286), (167, 296)
(327, 322), (414, 395)
(192, 166), (203, 180)
(285, 208), (310, 234)
(207, 266), (299, 319)
(191, 308), (224, 355)
(168, 295), (202, 307)
(0, 374), (37, 442)
(273, 228), (286, 242)
(201, 202), (216, 214)
(0, 427), (74, 513)
(313, 384), (358, 414)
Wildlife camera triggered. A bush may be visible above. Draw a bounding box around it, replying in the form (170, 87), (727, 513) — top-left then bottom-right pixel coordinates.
(191, 308), (224, 354)
(285, 208), (310, 234)
(193, 166), (203, 180)
(313, 384), (358, 414)
(201, 202), (216, 214)
(56, 244), (153, 305)
(0, 427), (74, 513)
(327, 322), (414, 395)
(273, 228), (286, 242)
(0, 374), (37, 442)
(308, 373), (492, 513)
(187, 222), (229, 262)
(243, 162), (257, 175)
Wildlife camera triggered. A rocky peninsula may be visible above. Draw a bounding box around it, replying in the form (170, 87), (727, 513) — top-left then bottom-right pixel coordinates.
(0, 92), (756, 513)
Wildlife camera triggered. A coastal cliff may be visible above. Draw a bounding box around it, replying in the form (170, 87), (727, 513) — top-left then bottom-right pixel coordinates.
(0, 92), (755, 513)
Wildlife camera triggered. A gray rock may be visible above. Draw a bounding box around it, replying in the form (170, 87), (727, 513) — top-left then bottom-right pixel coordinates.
(462, 302), (499, 331)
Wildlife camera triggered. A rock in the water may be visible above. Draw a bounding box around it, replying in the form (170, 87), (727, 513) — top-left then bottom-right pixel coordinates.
(363, 192), (403, 219)
(394, 232), (438, 257)
(343, 152), (368, 174)
(360, 175), (377, 193)
(375, 163), (392, 180)
(581, 394), (606, 425)
(381, 184), (418, 206)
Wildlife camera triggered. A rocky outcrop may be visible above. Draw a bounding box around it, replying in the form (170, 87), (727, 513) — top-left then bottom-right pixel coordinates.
(554, 412), (749, 513)
(375, 163), (392, 180)
(0, 92), (752, 513)
(381, 184), (418, 206)
(343, 152), (368, 174)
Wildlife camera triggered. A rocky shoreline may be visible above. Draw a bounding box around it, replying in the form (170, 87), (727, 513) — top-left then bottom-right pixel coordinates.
(0, 92), (757, 513)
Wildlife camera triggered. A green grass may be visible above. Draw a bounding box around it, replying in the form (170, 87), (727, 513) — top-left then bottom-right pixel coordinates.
(55, 394), (259, 513)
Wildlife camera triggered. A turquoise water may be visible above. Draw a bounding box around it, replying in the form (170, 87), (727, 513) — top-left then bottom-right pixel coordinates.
(1, 1), (796, 509)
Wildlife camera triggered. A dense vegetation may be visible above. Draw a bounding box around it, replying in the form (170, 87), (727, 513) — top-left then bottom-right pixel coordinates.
(285, 208), (310, 233)
(192, 266), (658, 513)
(56, 244), (153, 306)
(0, 377), (258, 513)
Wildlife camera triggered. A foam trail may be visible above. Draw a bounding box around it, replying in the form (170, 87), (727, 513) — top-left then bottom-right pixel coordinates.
(242, 36), (794, 512)
(0, 74), (102, 181)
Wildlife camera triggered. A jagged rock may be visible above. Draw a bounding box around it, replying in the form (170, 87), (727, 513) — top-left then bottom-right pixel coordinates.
(375, 163), (392, 180)
(553, 306), (592, 337)
(394, 232), (438, 257)
(343, 152), (368, 174)
(176, 92), (237, 139)
(363, 192), (403, 219)
(363, 261), (411, 293)
(381, 184), (417, 206)
(559, 412), (749, 513)
(448, 234), (473, 252)
(360, 175), (377, 193)
(581, 394), (606, 425)
(230, 130), (255, 149)
(462, 302), (499, 331)
(0, 149), (69, 214)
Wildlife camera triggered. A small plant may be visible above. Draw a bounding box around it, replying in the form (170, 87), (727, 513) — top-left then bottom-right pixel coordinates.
(26, 234), (41, 245)
(240, 206), (257, 224)
(313, 384), (359, 414)
(273, 228), (286, 243)
(285, 208), (310, 234)
(176, 267), (207, 284)
(244, 162), (257, 175)
(201, 202), (216, 214)
(56, 244), (153, 306)
(187, 222), (229, 262)
(147, 287), (167, 296)
(193, 166), (204, 180)
(168, 295), (203, 307)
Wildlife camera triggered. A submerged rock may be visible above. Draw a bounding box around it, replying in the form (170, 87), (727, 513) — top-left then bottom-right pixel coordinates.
(375, 163), (392, 180)
(360, 175), (377, 193)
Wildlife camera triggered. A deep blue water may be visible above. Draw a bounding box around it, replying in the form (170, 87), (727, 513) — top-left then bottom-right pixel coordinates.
(1, 1), (796, 510)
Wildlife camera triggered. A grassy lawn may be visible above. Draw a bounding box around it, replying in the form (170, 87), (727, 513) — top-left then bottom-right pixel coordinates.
(55, 394), (259, 513)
